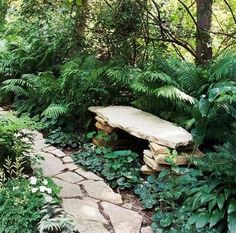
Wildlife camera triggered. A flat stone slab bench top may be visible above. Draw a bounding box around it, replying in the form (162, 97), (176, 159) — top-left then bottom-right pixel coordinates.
(89, 106), (193, 149)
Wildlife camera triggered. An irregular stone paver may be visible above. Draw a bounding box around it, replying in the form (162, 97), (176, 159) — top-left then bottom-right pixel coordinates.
(48, 149), (66, 158)
(63, 199), (108, 225)
(66, 163), (78, 171)
(36, 153), (67, 177)
(42, 146), (58, 152)
(62, 156), (74, 163)
(33, 139), (47, 149)
(141, 226), (154, 233)
(75, 220), (110, 233)
(52, 178), (83, 198)
(75, 167), (103, 181)
(56, 171), (84, 183)
(101, 202), (143, 233)
(80, 180), (122, 204)
(89, 106), (193, 148)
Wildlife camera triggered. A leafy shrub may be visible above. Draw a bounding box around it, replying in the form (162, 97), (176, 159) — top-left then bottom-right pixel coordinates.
(72, 144), (141, 189)
(0, 113), (33, 169)
(192, 81), (236, 145)
(136, 166), (236, 233)
(0, 176), (58, 233)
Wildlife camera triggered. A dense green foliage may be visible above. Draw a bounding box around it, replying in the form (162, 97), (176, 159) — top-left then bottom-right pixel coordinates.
(73, 144), (141, 189)
(0, 1), (236, 232)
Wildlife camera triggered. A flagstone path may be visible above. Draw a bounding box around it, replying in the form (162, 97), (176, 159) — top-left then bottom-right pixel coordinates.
(31, 131), (154, 233)
(0, 108), (153, 233)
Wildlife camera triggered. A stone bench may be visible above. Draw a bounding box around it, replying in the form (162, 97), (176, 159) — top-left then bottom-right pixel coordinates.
(89, 106), (202, 174)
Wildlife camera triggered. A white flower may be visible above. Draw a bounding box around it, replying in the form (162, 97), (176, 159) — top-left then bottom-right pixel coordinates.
(29, 177), (37, 185)
(39, 186), (47, 192)
(44, 194), (53, 203)
(46, 188), (52, 194)
(32, 188), (38, 193)
(42, 179), (48, 186)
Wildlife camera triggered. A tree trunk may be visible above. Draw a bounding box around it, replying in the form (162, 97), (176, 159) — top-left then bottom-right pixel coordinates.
(196, 0), (213, 65)
(76, 0), (89, 47)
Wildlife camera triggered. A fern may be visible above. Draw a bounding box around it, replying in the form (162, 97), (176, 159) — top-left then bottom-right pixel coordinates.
(42, 104), (70, 119)
(210, 51), (236, 81)
(38, 203), (78, 233)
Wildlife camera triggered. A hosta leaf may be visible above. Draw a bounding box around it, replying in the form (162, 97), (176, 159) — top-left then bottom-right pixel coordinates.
(195, 212), (210, 228)
(228, 212), (236, 233)
(209, 208), (225, 228)
(228, 199), (236, 214)
(217, 195), (225, 210)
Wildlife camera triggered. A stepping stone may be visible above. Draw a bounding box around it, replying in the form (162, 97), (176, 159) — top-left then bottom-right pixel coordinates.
(33, 139), (47, 150)
(48, 149), (66, 158)
(62, 199), (108, 225)
(141, 226), (154, 233)
(66, 163), (78, 171)
(62, 156), (74, 163)
(53, 178), (83, 198)
(35, 153), (67, 177)
(89, 106), (193, 149)
(56, 171), (84, 183)
(101, 202), (143, 233)
(42, 146), (58, 152)
(75, 167), (103, 181)
(80, 180), (122, 204)
(75, 220), (109, 233)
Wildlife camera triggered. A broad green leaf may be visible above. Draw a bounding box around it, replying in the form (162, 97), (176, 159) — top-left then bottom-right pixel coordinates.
(199, 97), (210, 117)
(217, 195), (225, 210)
(76, 0), (82, 6)
(209, 208), (225, 228)
(228, 212), (236, 233)
(195, 212), (210, 228)
(228, 199), (236, 214)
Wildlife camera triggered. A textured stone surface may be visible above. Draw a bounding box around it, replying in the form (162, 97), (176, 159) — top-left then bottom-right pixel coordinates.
(42, 146), (58, 152)
(66, 163), (78, 171)
(89, 106), (193, 149)
(62, 199), (108, 224)
(80, 180), (122, 204)
(53, 178), (83, 198)
(141, 226), (154, 233)
(141, 165), (156, 175)
(49, 149), (66, 158)
(143, 154), (159, 170)
(75, 220), (110, 233)
(37, 153), (67, 176)
(75, 167), (103, 181)
(101, 202), (143, 233)
(56, 171), (84, 183)
(62, 156), (74, 163)
(33, 139), (47, 150)
(149, 142), (169, 154)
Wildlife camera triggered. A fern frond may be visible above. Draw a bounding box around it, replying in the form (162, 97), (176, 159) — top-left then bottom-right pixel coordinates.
(42, 103), (70, 118)
(155, 85), (195, 104)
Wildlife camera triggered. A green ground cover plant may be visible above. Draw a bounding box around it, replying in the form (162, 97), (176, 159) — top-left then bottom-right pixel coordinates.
(73, 144), (141, 189)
